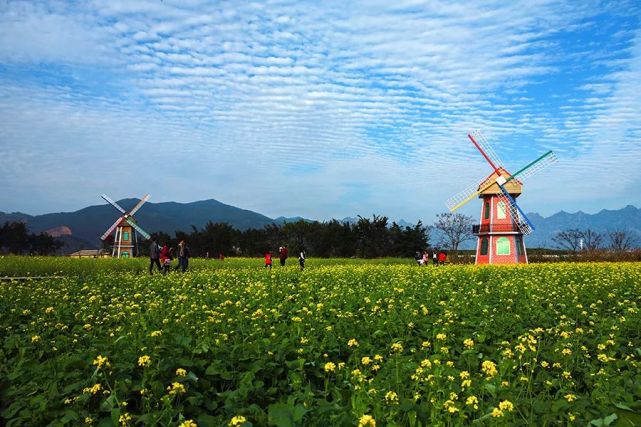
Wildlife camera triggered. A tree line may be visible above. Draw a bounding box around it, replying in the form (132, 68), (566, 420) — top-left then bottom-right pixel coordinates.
(0, 222), (62, 255)
(552, 228), (638, 252)
(143, 215), (434, 258)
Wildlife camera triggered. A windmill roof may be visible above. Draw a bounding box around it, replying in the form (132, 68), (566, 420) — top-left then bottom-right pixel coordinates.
(477, 167), (523, 196)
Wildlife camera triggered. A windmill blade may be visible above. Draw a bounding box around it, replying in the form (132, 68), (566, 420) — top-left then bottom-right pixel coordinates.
(497, 183), (534, 235)
(101, 217), (123, 240)
(128, 194), (150, 216)
(446, 180), (484, 212)
(446, 150), (557, 212)
(504, 151), (557, 185)
(101, 194), (126, 214)
(469, 130), (503, 173)
(126, 218), (151, 240)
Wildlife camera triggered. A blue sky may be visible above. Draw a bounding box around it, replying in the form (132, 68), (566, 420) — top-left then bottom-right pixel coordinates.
(1, 0), (640, 223)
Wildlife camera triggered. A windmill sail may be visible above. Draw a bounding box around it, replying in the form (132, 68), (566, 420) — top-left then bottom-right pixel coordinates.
(469, 130), (503, 171)
(101, 194), (126, 214)
(126, 218), (151, 240)
(496, 184), (534, 235)
(101, 217), (123, 240)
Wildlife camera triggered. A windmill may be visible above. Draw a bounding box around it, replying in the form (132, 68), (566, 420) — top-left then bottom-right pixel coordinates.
(445, 131), (557, 264)
(100, 194), (151, 258)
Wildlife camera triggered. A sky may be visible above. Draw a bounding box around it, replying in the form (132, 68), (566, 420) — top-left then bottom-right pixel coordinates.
(1, 0), (640, 223)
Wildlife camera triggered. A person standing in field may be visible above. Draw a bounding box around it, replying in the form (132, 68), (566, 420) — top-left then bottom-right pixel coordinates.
(149, 238), (161, 275)
(177, 240), (190, 272)
(279, 245), (289, 267)
(298, 248), (305, 271)
(437, 250), (447, 266)
(264, 251), (273, 270)
(432, 251), (438, 266)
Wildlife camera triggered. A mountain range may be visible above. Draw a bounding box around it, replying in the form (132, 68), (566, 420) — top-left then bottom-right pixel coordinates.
(1, 199), (640, 252)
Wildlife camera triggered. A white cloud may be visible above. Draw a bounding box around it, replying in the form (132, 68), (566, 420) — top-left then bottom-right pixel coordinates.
(0, 0), (639, 220)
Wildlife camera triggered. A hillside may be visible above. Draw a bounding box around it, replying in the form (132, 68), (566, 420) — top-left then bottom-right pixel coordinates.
(0, 199), (276, 248)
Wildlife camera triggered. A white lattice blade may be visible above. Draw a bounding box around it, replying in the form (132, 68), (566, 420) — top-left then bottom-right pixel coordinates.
(129, 194), (150, 216)
(445, 180), (483, 211)
(469, 130), (504, 169)
(101, 217), (123, 240)
(496, 191), (533, 235)
(126, 218), (151, 240)
(511, 151), (557, 183)
(101, 194), (126, 214)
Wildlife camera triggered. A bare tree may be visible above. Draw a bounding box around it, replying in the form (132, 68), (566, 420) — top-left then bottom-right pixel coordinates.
(579, 229), (603, 251)
(552, 229), (583, 252)
(434, 213), (475, 253)
(608, 230), (637, 252)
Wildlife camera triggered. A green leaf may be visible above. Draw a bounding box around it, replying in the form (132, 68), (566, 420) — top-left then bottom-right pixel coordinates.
(615, 402), (634, 412)
(268, 402), (307, 427)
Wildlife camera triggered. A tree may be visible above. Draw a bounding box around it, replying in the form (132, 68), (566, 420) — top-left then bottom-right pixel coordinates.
(608, 230), (637, 252)
(552, 229), (582, 252)
(434, 213), (474, 253)
(579, 229), (603, 251)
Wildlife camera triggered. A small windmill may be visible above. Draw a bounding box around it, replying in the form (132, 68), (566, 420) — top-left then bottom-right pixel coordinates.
(100, 194), (151, 258)
(445, 131), (557, 264)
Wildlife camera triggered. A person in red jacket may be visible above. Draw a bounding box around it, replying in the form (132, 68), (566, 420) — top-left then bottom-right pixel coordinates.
(159, 243), (172, 275)
(264, 251), (273, 270)
(278, 245), (289, 267)
(437, 250), (447, 266)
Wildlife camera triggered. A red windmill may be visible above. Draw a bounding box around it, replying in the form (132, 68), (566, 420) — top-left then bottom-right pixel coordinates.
(445, 131), (557, 264)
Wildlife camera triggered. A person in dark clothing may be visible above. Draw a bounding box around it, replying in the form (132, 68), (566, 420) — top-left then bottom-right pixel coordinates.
(298, 249), (305, 271)
(177, 240), (190, 272)
(149, 238), (161, 274)
(279, 245), (289, 267)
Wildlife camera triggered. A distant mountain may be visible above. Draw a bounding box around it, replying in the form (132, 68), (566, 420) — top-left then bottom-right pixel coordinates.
(0, 198), (277, 248)
(2, 200), (639, 251)
(525, 205), (641, 248)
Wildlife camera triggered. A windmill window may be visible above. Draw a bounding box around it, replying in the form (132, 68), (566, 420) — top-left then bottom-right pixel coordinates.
(123, 231), (130, 241)
(497, 201), (507, 219)
(516, 237), (523, 256)
(496, 237), (510, 255)
(480, 238), (488, 255)
(484, 201), (490, 219)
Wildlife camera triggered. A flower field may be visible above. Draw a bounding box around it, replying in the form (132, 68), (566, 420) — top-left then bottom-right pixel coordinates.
(1, 259), (641, 426)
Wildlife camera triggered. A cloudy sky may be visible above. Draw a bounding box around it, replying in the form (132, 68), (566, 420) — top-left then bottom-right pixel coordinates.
(1, 0), (640, 223)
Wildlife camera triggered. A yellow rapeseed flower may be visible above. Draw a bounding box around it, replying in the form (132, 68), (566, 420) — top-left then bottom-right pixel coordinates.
(499, 400), (514, 412)
(466, 395), (479, 409)
(324, 362), (336, 373)
(138, 355), (151, 367)
(178, 420), (197, 427)
(384, 390), (399, 404)
(565, 393), (577, 402)
(348, 338), (359, 347)
(464, 338), (474, 348)
(481, 360), (498, 377)
(166, 382), (186, 396)
(228, 415), (247, 426)
(358, 414), (376, 427)
(492, 408), (504, 418)
(176, 368), (187, 377)
(390, 342), (403, 353)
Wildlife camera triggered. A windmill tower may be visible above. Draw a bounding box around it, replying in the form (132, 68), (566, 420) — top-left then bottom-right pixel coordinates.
(445, 131), (557, 264)
(100, 194), (152, 258)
